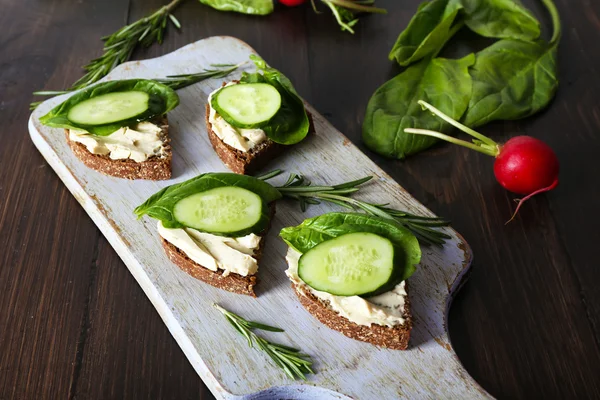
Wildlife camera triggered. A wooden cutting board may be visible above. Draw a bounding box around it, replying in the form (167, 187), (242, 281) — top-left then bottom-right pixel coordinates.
(28, 36), (490, 399)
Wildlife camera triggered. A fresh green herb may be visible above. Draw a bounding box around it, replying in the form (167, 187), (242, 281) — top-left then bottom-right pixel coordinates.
(238, 55), (310, 145)
(389, 0), (464, 66)
(462, 0), (560, 127)
(280, 212), (422, 283)
(318, 0), (387, 34)
(364, 0), (560, 158)
(362, 54), (474, 159)
(156, 63), (242, 90)
(31, 0), (184, 110)
(460, 0), (541, 41)
(258, 170), (451, 246)
(214, 304), (314, 380)
(134, 173), (281, 231)
(199, 0), (274, 15)
(39, 79), (179, 136)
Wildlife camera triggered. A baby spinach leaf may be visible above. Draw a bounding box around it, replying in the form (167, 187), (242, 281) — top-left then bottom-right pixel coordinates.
(134, 172), (282, 231)
(39, 79), (179, 136)
(280, 212), (421, 282)
(389, 0), (463, 66)
(240, 55), (310, 145)
(362, 54), (474, 159)
(462, 38), (558, 127)
(199, 0), (273, 15)
(461, 0), (540, 41)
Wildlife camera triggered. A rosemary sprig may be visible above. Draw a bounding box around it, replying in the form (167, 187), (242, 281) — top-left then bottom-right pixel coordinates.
(156, 62), (242, 90)
(257, 170), (451, 246)
(314, 0), (387, 34)
(30, 0), (185, 109)
(214, 304), (314, 380)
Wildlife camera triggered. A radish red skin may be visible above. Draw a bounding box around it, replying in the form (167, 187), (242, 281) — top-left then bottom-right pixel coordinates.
(494, 136), (560, 195)
(279, 0), (307, 6)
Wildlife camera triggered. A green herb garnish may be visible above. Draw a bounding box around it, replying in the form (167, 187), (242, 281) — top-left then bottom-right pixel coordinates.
(156, 63), (242, 90)
(214, 304), (314, 380)
(258, 170), (451, 246)
(31, 0), (185, 109)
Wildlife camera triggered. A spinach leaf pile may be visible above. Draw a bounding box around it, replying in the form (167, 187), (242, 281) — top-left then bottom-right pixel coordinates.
(363, 0), (560, 159)
(280, 212), (422, 283)
(238, 55), (311, 145)
(134, 172), (282, 231)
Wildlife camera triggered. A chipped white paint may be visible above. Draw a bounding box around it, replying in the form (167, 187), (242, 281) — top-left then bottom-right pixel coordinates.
(28, 36), (491, 399)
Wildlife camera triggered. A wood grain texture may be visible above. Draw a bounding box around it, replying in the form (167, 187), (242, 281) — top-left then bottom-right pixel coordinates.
(1, 0), (600, 399)
(28, 37), (483, 399)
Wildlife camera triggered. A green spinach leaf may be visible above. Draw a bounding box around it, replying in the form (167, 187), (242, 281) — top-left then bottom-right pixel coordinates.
(362, 54), (474, 159)
(462, 38), (558, 127)
(389, 0), (463, 66)
(239, 55), (310, 145)
(280, 212), (421, 282)
(461, 0), (540, 41)
(39, 79), (179, 136)
(134, 173), (282, 231)
(199, 0), (273, 15)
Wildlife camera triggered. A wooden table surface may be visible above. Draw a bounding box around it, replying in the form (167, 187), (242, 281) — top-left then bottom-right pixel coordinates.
(2, 0), (600, 398)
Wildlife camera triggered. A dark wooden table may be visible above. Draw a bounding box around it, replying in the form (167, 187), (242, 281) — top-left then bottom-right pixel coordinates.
(2, 0), (600, 398)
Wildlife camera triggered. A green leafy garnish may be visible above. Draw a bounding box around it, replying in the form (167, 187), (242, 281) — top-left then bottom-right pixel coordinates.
(280, 212), (421, 282)
(389, 0), (464, 66)
(39, 79), (179, 136)
(363, 0), (561, 159)
(134, 173), (282, 232)
(362, 54), (474, 159)
(199, 0), (274, 15)
(235, 55), (310, 145)
(214, 304), (314, 380)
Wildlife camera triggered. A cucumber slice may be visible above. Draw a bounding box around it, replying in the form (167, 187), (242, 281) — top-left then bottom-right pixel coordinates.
(173, 186), (263, 235)
(212, 83), (281, 128)
(298, 232), (395, 296)
(67, 91), (150, 126)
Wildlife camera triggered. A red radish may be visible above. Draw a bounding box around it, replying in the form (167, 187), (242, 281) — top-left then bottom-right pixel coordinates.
(405, 100), (559, 223)
(279, 0), (308, 6)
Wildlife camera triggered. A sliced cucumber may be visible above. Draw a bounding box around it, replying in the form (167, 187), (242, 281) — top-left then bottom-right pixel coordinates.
(173, 186), (263, 235)
(212, 83), (281, 128)
(298, 232), (396, 297)
(67, 91), (150, 126)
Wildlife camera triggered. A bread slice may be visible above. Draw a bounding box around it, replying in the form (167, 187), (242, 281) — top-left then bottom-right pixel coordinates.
(205, 103), (314, 175)
(160, 203), (276, 297)
(292, 282), (412, 350)
(65, 115), (171, 180)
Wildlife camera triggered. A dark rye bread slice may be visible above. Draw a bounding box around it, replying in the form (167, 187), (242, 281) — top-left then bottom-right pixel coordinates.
(65, 115), (171, 180)
(293, 282), (412, 350)
(205, 104), (315, 175)
(160, 203), (276, 297)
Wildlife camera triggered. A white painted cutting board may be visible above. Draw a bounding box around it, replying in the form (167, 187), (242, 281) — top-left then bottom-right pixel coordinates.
(28, 36), (490, 399)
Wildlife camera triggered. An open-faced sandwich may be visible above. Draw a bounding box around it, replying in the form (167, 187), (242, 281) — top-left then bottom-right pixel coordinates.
(39, 79), (179, 180)
(134, 172), (281, 296)
(206, 56), (313, 175)
(280, 212), (421, 350)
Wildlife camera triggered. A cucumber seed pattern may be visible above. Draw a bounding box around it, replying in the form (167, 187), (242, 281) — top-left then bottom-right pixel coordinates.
(324, 245), (380, 283)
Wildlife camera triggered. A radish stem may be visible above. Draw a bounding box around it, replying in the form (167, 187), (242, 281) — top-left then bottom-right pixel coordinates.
(404, 128), (499, 156)
(417, 100), (497, 147)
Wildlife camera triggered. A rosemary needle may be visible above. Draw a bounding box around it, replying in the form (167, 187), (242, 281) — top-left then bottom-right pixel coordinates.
(256, 170), (451, 246)
(214, 304), (314, 381)
(31, 0), (186, 109)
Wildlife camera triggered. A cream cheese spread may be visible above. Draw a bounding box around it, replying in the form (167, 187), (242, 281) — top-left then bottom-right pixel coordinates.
(207, 83), (268, 152)
(157, 221), (261, 277)
(285, 248), (407, 327)
(68, 121), (166, 163)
